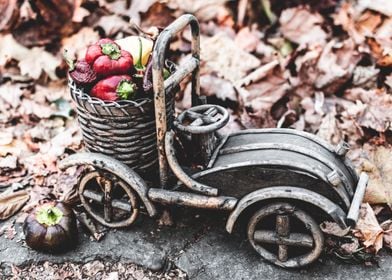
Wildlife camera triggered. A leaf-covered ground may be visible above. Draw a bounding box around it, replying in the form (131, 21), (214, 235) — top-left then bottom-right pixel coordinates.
(1, 260), (186, 280)
(0, 0), (392, 272)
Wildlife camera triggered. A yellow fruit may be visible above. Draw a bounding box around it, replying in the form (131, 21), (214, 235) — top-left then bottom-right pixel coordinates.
(116, 36), (153, 66)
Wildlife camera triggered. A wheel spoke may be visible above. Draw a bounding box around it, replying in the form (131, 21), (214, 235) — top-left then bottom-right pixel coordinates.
(189, 107), (219, 126)
(102, 178), (113, 222)
(276, 214), (290, 262)
(186, 110), (204, 121)
(253, 230), (314, 248)
(111, 200), (132, 212)
(83, 190), (132, 212)
(96, 175), (105, 192)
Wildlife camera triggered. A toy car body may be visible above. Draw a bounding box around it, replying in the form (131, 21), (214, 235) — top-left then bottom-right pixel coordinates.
(60, 14), (368, 268)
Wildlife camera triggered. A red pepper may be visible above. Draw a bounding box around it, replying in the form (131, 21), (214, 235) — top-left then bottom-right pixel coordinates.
(85, 39), (134, 77)
(90, 75), (136, 101)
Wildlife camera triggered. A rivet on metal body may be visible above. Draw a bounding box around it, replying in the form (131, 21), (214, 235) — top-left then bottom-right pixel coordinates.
(327, 170), (342, 186)
(335, 141), (350, 157)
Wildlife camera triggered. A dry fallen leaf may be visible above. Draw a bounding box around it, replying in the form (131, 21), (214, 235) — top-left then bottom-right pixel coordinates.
(0, 0), (19, 32)
(72, 0), (90, 23)
(367, 37), (392, 67)
(236, 62), (290, 124)
(200, 75), (237, 102)
(201, 33), (261, 83)
(354, 203), (383, 253)
(340, 238), (360, 254)
(357, 145), (392, 205)
(0, 189), (30, 220)
(344, 88), (392, 133)
(0, 82), (26, 108)
(381, 220), (392, 250)
(315, 39), (361, 91)
(333, 3), (383, 44)
(55, 166), (83, 205)
(279, 6), (328, 46)
(168, 0), (231, 24)
(82, 261), (105, 277)
(100, 0), (158, 25)
(352, 65), (380, 88)
(0, 155), (18, 169)
(385, 74), (392, 90)
(0, 34), (61, 80)
(234, 26), (261, 53)
(20, 99), (55, 119)
(291, 39), (361, 96)
(61, 27), (100, 60)
(357, 0), (392, 17)
(95, 15), (132, 37)
(321, 221), (351, 237)
(317, 109), (342, 145)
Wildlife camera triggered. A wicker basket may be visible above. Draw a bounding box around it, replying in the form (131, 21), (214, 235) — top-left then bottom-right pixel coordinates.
(69, 77), (175, 176)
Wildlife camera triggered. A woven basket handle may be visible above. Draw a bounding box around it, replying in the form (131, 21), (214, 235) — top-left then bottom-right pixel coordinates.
(152, 14), (201, 187)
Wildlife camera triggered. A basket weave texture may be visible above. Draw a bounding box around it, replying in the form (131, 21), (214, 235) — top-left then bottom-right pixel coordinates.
(69, 78), (175, 174)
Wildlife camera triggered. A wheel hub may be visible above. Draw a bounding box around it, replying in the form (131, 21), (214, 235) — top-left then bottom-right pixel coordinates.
(79, 170), (139, 228)
(247, 202), (324, 268)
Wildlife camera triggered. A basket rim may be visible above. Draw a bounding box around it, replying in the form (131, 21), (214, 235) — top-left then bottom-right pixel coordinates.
(68, 59), (177, 110)
(68, 77), (153, 109)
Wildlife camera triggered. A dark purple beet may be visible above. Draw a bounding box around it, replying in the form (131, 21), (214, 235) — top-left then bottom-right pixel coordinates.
(69, 60), (97, 86)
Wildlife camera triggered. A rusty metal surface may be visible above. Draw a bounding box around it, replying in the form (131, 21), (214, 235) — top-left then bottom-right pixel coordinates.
(226, 186), (348, 234)
(153, 14), (200, 188)
(218, 129), (358, 191)
(276, 213), (290, 262)
(174, 104), (229, 134)
(174, 104), (229, 166)
(148, 188), (237, 211)
(59, 152), (157, 217)
(193, 161), (350, 210)
(165, 130), (218, 196)
(217, 141), (353, 196)
(335, 140), (350, 157)
(164, 56), (198, 94)
(254, 231), (313, 247)
(78, 171), (139, 228)
(188, 128), (360, 211)
(347, 172), (369, 226)
(247, 203), (324, 268)
(83, 189), (133, 212)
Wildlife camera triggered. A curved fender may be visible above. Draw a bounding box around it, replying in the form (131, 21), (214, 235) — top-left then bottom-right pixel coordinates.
(59, 153), (157, 217)
(226, 186), (348, 233)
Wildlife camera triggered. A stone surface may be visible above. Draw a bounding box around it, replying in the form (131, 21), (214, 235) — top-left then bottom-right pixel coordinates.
(0, 211), (201, 272)
(175, 227), (392, 280)
(1, 208), (392, 280)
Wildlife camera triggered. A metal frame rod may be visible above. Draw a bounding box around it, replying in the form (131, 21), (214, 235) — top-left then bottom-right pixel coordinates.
(148, 188), (237, 211)
(346, 172), (369, 227)
(163, 56), (199, 93)
(153, 14), (200, 188)
(165, 130), (219, 196)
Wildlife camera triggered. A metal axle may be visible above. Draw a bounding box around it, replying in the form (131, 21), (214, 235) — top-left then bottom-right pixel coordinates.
(148, 188), (237, 211)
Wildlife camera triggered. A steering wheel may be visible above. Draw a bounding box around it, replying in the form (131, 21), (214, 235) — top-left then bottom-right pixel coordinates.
(174, 104), (229, 134)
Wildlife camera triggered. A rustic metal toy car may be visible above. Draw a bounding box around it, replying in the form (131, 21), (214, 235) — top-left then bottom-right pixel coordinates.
(60, 14), (369, 268)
